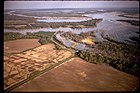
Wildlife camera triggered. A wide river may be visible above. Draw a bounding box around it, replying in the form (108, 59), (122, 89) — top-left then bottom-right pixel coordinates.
(55, 12), (139, 50)
(4, 11), (139, 46)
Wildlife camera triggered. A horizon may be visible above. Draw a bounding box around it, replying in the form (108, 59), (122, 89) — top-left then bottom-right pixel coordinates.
(4, 7), (139, 11)
(4, 1), (139, 10)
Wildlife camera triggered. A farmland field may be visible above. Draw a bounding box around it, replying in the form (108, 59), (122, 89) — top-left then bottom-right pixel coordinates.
(4, 1), (139, 92)
(4, 39), (41, 53)
(12, 57), (139, 92)
(4, 43), (73, 90)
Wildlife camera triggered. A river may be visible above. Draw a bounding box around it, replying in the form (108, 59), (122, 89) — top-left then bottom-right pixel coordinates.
(4, 9), (139, 47)
(84, 12), (139, 43)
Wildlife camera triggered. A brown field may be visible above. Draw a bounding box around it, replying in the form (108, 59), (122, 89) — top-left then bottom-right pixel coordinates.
(4, 39), (41, 53)
(12, 57), (139, 92)
(4, 43), (72, 90)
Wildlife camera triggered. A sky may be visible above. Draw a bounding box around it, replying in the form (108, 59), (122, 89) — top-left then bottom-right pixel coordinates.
(4, 1), (139, 10)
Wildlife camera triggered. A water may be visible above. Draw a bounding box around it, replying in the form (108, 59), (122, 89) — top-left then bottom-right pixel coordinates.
(5, 9), (90, 22)
(4, 27), (96, 35)
(84, 12), (139, 21)
(54, 9), (139, 49)
(84, 12), (139, 43)
(4, 8), (139, 45)
(56, 33), (90, 51)
(37, 19), (89, 22)
(55, 11), (139, 48)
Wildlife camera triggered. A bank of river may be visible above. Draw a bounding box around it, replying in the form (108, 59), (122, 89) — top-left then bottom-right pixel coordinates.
(83, 12), (139, 43)
(4, 11), (139, 46)
(55, 12), (139, 50)
(55, 33), (91, 51)
(4, 27), (96, 34)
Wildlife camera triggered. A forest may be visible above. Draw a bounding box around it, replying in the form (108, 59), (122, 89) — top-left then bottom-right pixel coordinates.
(4, 31), (54, 45)
(75, 39), (139, 77)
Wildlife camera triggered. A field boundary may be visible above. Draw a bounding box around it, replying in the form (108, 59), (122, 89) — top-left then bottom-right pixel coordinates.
(4, 34), (75, 92)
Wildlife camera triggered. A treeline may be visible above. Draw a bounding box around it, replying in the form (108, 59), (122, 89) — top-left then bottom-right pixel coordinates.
(96, 41), (139, 63)
(74, 33), (139, 77)
(4, 32), (38, 41)
(33, 19), (102, 29)
(61, 32), (82, 42)
(117, 20), (139, 26)
(60, 31), (96, 43)
(4, 31), (54, 45)
(5, 18), (102, 30)
(118, 14), (139, 19)
(75, 50), (139, 77)
(101, 31), (140, 45)
(31, 31), (54, 45)
(98, 33), (139, 69)
(129, 36), (140, 43)
(4, 14), (35, 21)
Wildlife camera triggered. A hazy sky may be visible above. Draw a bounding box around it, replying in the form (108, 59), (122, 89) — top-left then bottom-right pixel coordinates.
(4, 1), (139, 10)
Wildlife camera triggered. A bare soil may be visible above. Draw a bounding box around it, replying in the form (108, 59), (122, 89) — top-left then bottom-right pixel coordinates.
(4, 43), (72, 90)
(12, 57), (139, 92)
(4, 39), (41, 53)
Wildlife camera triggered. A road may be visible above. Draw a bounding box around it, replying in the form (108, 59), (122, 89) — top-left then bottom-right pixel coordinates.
(51, 31), (75, 55)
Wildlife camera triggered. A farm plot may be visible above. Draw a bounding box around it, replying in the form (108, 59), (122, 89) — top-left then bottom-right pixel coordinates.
(4, 43), (72, 90)
(12, 57), (139, 92)
(4, 39), (41, 53)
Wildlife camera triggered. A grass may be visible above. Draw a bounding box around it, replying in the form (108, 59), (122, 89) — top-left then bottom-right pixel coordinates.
(81, 37), (95, 45)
